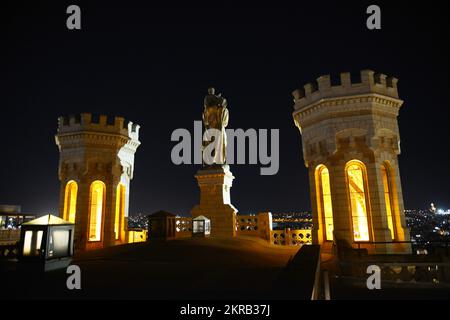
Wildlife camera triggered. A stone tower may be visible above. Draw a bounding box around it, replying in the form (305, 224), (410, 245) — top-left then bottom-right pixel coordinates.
(55, 113), (141, 250)
(292, 70), (410, 254)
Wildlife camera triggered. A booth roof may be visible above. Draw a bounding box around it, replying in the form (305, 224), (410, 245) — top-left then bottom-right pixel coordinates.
(193, 215), (210, 221)
(22, 214), (73, 226)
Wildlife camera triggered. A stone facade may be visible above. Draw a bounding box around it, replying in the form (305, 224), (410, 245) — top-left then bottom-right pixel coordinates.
(55, 113), (140, 250)
(191, 165), (237, 237)
(292, 70), (410, 254)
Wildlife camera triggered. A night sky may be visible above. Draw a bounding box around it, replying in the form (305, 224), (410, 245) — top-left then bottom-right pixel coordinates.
(1, 1), (449, 216)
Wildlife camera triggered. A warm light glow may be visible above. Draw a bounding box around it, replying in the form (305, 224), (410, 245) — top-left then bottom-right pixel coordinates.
(381, 164), (395, 239)
(36, 231), (43, 251)
(316, 165), (334, 240)
(115, 183), (126, 240)
(23, 230), (32, 256)
(49, 229), (70, 258)
(346, 161), (370, 241)
(89, 180), (105, 241)
(23, 230), (43, 256)
(63, 180), (78, 223)
(193, 220), (205, 233)
(193, 216), (211, 235)
(128, 230), (146, 243)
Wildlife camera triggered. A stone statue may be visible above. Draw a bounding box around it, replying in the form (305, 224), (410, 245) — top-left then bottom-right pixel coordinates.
(202, 87), (229, 165)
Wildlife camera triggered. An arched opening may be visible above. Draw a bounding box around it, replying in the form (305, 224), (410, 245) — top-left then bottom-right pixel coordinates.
(63, 180), (77, 223)
(381, 163), (395, 239)
(89, 180), (105, 242)
(346, 160), (370, 241)
(315, 165), (334, 241)
(115, 183), (126, 240)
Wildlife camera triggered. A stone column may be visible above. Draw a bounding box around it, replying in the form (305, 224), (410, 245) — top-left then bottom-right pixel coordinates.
(328, 161), (353, 245)
(74, 180), (90, 251)
(308, 165), (324, 245)
(388, 161), (411, 253)
(366, 161), (393, 253)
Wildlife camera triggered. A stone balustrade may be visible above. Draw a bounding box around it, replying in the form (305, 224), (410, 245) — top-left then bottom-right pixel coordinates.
(175, 217), (192, 238)
(271, 228), (312, 246)
(0, 229), (21, 244)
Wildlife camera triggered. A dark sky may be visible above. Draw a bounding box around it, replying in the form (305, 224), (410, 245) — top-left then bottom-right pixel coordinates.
(1, 1), (449, 215)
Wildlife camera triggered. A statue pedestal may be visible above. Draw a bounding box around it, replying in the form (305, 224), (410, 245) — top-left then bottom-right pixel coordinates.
(191, 165), (237, 237)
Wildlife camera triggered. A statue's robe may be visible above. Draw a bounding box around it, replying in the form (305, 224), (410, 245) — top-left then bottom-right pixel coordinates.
(202, 105), (229, 165)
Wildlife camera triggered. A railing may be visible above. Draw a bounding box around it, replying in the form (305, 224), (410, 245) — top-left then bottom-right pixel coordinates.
(272, 228), (312, 246)
(352, 262), (450, 285)
(272, 218), (312, 222)
(0, 229), (21, 243)
(353, 240), (450, 256)
(175, 217), (192, 238)
(235, 215), (258, 235)
(145, 214), (311, 246)
(333, 240), (450, 287)
(338, 259), (450, 287)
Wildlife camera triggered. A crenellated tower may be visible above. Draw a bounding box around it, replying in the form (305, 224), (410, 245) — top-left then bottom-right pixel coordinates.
(55, 113), (141, 250)
(292, 70), (410, 254)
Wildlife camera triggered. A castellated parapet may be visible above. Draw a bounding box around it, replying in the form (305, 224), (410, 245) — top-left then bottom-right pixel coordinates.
(55, 113), (141, 251)
(292, 69), (399, 111)
(292, 70), (410, 254)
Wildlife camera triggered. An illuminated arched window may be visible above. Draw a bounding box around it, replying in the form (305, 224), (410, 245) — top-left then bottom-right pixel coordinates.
(63, 180), (78, 223)
(381, 164), (395, 239)
(316, 165), (334, 241)
(115, 183), (126, 240)
(89, 180), (105, 242)
(346, 160), (370, 241)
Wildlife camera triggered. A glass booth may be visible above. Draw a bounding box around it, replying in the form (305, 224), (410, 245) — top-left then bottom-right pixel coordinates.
(192, 215), (211, 237)
(19, 214), (74, 272)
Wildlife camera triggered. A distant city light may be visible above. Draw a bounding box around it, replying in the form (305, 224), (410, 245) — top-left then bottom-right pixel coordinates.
(436, 209), (450, 215)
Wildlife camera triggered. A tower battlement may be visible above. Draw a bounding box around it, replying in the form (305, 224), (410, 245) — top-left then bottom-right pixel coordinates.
(292, 70), (399, 110)
(57, 113), (140, 140)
